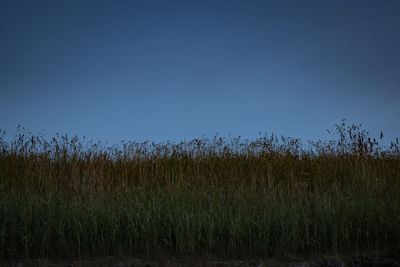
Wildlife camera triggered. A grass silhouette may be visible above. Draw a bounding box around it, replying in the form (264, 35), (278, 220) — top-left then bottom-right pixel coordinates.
(0, 120), (399, 260)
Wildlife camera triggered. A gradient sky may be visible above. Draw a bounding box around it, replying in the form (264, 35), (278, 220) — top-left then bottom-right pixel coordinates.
(1, 0), (399, 144)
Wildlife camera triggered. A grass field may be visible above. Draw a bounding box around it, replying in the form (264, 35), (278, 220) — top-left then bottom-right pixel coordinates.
(0, 121), (399, 261)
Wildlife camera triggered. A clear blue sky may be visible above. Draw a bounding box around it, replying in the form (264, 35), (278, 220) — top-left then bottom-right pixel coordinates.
(1, 0), (399, 144)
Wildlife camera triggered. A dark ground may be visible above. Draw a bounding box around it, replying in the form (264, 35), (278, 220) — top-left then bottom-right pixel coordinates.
(2, 255), (400, 267)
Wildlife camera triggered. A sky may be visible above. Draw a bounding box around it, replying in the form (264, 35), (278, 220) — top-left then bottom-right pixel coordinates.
(0, 0), (399, 144)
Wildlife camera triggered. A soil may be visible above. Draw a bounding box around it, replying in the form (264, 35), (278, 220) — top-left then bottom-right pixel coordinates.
(2, 255), (400, 267)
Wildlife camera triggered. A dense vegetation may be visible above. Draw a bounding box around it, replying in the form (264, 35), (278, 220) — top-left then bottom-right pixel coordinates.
(0, 121), (399, 260)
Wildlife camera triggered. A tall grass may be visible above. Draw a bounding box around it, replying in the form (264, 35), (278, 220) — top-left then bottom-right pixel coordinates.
(0, 121), (399, 260)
